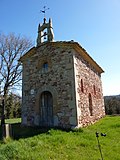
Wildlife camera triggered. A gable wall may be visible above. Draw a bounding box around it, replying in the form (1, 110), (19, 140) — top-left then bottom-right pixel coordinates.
(22, 44), (77, 128)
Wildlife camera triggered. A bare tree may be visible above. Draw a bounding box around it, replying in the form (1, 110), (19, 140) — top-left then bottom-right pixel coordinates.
(0, 33), (33, 126)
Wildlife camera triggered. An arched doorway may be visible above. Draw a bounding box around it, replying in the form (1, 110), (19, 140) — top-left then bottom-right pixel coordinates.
(40, 91), (53, 127)
(88, 93), (93, 116)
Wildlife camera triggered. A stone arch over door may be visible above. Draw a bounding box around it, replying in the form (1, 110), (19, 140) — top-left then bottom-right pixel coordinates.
(35, 86), (58, 126)
(40, 91), (53, 127)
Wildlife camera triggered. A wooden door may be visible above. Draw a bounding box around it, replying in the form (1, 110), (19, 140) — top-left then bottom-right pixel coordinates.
(40, 91), (53, 127)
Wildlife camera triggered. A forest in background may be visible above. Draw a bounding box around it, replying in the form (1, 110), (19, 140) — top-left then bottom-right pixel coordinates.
(104, 95), (120, 115)
(0, 93), (21, 119)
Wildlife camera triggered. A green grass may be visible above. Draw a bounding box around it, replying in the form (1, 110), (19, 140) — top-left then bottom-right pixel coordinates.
(0, 116), (120, 160)
(5, 118), (21, 124)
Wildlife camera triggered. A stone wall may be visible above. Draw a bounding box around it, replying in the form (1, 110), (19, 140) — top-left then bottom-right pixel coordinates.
(21, 42), (105, 128)
(22, 43), (77, 128)
(73, 50), (105, 127)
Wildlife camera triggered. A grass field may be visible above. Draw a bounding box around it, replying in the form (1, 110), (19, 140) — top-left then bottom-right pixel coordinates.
(5, 118), (21, 124)
(0, 116), (120, 160)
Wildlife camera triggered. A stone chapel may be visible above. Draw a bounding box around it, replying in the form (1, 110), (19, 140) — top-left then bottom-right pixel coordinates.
(19, 17), (105, 128)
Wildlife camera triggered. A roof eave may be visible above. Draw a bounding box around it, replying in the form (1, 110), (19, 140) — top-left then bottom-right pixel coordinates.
(73, 42), (104, 74)
(19, 47), (36, 62)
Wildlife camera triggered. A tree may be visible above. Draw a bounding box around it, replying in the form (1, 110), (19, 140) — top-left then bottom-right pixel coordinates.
(0, 33), (33, 126)
(104, 95), (120, 115)
(5, 93), (21, 119)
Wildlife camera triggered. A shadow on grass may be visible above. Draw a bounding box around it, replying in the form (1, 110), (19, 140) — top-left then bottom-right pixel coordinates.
(0, 123), (84, 140)
(0, 123), (50, 140)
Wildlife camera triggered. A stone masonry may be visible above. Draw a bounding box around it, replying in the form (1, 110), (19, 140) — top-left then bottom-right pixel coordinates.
(19, 18), (105, 128)
(20, 41), (105, 128)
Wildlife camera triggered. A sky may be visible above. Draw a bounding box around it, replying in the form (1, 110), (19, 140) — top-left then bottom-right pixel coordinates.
(0, 0), (120, 96)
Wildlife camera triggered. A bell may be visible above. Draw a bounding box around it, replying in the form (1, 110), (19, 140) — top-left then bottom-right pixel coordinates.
(44, 32), (47, 40)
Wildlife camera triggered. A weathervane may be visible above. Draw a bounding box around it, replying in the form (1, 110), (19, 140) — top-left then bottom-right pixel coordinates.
(40, 6), (49, 23)
(37, 5), (54, 45)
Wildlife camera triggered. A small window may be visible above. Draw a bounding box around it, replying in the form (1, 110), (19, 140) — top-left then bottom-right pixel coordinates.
(81, 79), (84, 93)
(88, 93), (93, 116)
(42, 62), (48, 72)
(93, 85), (96, 95)
(43, 62), (48, 69)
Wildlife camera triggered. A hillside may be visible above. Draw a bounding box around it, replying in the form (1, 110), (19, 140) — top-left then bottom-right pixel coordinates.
(0, 116), (120, 160)
(104, 94), (120, 115)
